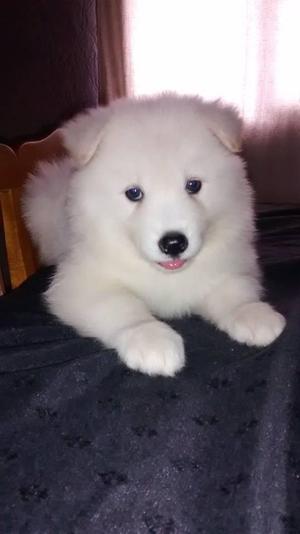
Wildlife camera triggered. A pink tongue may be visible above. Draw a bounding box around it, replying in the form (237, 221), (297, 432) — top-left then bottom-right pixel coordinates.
(159, 258), (186, 270)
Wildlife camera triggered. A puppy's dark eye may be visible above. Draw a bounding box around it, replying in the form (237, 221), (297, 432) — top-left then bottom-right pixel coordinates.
(125, 186), (144, 202)
(185, 179), (202, 195)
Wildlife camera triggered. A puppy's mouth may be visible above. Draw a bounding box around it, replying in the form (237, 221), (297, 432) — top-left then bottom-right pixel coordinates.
(157, 258), (187, 271)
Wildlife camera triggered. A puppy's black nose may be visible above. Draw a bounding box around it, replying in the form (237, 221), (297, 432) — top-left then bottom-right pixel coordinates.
(158, 232), (188, 257)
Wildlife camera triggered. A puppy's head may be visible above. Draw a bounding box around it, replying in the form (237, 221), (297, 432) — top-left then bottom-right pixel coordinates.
(63, 95), (248, 272)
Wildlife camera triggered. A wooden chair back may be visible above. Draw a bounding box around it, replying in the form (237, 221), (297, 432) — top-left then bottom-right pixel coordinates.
(0, 130), (65, 294)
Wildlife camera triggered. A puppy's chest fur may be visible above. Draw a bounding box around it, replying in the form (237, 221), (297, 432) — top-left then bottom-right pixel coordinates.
(118, 262), (216, 319)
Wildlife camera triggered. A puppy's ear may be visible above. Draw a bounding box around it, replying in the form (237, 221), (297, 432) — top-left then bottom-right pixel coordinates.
(61, 107), (111, 166)
(202, 100), (243, 153)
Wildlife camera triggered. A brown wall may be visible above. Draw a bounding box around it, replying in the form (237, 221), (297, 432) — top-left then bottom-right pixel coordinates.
(0, 0), (99, 145)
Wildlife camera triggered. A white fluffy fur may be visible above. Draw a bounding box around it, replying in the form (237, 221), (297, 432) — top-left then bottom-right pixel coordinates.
(23, 158), (75, 265)
(23, 94), (285, 376)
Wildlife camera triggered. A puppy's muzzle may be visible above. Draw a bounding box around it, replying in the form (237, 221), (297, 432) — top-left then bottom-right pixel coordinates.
(158, 232), (188, 257)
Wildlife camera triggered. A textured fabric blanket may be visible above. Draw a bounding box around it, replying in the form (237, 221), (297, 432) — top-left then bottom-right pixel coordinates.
(1, 207), (300, 533)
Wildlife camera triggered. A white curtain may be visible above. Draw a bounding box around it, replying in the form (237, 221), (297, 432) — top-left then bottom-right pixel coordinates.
(124, 0), (300, 202)
(125, 0), (300, 123)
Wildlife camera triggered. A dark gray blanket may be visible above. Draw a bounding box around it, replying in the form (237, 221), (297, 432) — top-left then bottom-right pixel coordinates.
(1, 207), (300, 534)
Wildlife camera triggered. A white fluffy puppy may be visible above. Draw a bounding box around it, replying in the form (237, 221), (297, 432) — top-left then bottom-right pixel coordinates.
(23, 95), (285, 376)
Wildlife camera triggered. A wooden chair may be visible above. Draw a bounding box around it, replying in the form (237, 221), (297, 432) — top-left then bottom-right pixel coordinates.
(0, 130), (65, 294)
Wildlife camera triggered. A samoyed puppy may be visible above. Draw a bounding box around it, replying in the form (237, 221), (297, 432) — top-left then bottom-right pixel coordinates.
(23, 95), (285, 376)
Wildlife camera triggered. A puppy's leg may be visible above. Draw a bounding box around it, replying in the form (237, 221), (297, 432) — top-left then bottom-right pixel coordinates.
(197, 276), (286, 346)
(46, 286), (185, 376)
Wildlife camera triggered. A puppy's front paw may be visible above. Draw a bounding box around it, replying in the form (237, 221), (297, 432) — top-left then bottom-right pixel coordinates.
(225, 302), (286, 347)
(117, 321), (185, 376)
